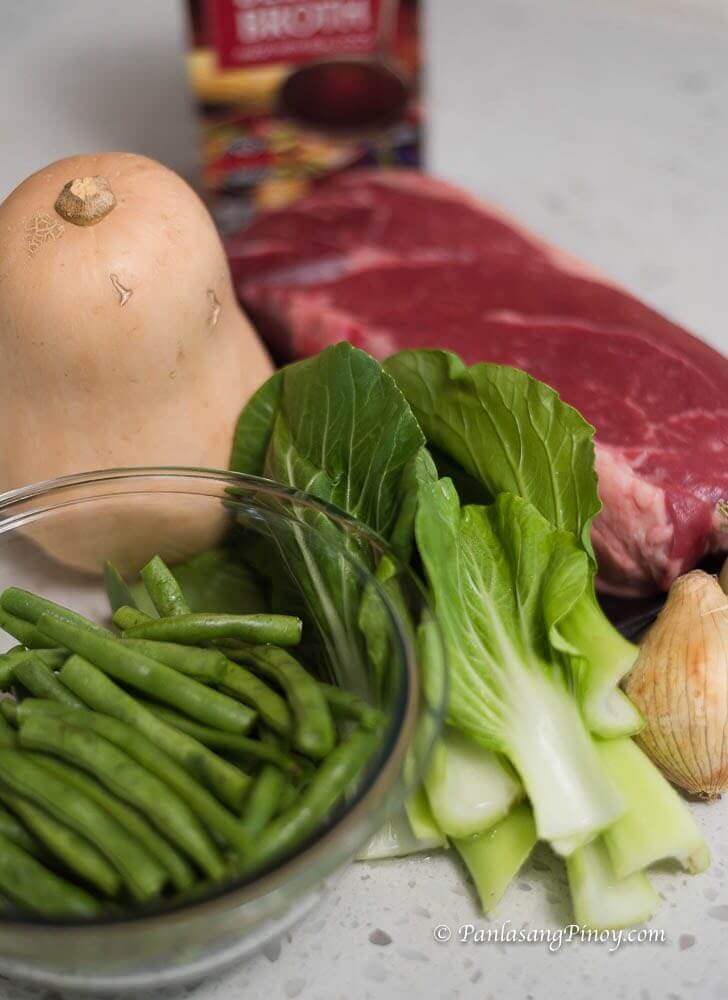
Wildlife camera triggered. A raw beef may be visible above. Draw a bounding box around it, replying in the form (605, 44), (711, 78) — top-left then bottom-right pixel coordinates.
(226, 171), (728, 596)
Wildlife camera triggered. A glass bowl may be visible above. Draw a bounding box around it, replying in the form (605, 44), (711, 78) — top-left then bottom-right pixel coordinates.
(0, 469), (445, 993)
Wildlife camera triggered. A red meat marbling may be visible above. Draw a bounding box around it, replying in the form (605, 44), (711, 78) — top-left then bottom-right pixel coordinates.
(227, 171), (728, 596)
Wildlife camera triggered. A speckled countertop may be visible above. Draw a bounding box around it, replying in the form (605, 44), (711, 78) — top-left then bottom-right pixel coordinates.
(1, 2), (727, 998)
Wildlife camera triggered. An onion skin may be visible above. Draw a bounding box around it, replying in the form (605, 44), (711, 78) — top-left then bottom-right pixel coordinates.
(626, 570), (728, 799)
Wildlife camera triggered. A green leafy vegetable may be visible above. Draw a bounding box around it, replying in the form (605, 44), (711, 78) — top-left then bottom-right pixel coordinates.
(357, 449), (438, 695)
(171, 549), (267, 615)
(230, 343), (429, 682)
(453, 802), (537, 913)
(415, 478), (623, 845)
(424, 728), (522, 838)
(554, 588), (642, 739)
(404, 787), (445, 844)
(220, 341), (707, 931)
(385, 349), (600, 551)
(233, 343), (425, 541)
(357, 803), (446, 860)
(566, 837), (660, 931)
(386, 348), (641, 737)
(597, 738), (709, 877)
(230, 368), (284, 477)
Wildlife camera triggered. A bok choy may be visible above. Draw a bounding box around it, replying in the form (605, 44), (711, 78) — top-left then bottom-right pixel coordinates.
(416, 480), (623, 846)
(454, 802), (537, 913)
(424, 728), (522, 838)
(229, 341), (711, 930)
(385, 349), (642, 738)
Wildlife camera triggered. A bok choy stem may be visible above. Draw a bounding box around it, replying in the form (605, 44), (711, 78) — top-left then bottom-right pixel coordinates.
(454, 802), (537, 913)
(566, 837), (660, 931)
(416, 481), (624, 846)
(596, 738), (710, 877)
(424, 728), (523, 838)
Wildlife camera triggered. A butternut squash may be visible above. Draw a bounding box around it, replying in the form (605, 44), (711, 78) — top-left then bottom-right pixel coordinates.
(0, 153), (273, 573)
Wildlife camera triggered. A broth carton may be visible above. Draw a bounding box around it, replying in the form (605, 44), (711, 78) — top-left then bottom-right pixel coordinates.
(186, 0), (424, 230)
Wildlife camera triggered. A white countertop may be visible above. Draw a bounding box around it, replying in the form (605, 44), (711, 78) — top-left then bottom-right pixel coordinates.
(1, 2), (727, 999)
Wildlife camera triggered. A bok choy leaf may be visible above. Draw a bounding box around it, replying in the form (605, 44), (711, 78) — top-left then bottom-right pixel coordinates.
(230, 342), (430, 691)
(386, 348), (641, 738)
(415, 478), (623, 845)
(232, 343), (425, 549)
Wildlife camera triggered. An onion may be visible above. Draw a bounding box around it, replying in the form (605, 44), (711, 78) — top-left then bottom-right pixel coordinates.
(625, 570), (728, 799)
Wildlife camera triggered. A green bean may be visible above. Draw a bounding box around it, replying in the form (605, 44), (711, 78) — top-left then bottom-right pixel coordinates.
(118, 626), (291, 736)
(241, 728), (377, 871)
(0, 588), (110, 636)
(104, 562), (138, 614)
(0, 712), (16, 746)
(240, 726), (288, 836)
(123, 639), (291, 736)
(276, 780), (301, 813)
(0, 831), (101, 919)
(15, 701), (68, 721)
(0, 649), (21, 689)
(123, 612), (302, 648)
(2, 707), (18, 727)
(19, 716), (224, 881)
(140, 556), (191, 618)
(0, 647), (71, 687)
(35, 649), (71, 670)
(0, 703), (17, 729)
(36, 667), (252, 844)
(36, 752), (195, 893)
(140, 702), (299, 775)
(0, 607), (52, 649)
(121, 639), (228, 684)
(218, 658), (292, 737)
(113, 606), (153, 631)
(317, 683), (384, 732)
(290, 753), (317, 787)
(14, 654), (84, 708)
(228, 646), (335, 760)
(39, 615), (257, 736)
(240, 765), (287, 840)
(28, 755), (190, 893)
(0, 801), (42, 855)
(0, 750), (166, 901)
(0, 784), (120, 897)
